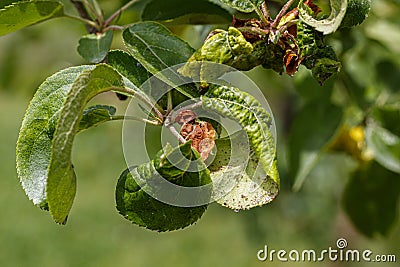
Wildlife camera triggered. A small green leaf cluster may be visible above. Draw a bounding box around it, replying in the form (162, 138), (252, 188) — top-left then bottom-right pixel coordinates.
(181, 0), (370, 84)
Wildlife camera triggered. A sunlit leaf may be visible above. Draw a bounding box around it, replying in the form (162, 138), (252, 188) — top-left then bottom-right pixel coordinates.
(179, 27), (266, 81)
(16, 65), (94, 208)
(123, 22), (199, 99)
(209, 131), (279, 210)
(46, 64), (128, 224)
(0, 0), (64, 36)
(202, 85), (279, 186)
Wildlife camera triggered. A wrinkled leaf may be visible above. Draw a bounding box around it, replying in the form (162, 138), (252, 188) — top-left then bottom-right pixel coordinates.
(262, 42), (285, 74)
(343, 161), (400, 237)
(16, 65), (94, 207)
(296, 21), (341, 84)
(116, 142), (211, 231)
(77, 31), (113, 63)
(217, 0), (264, 13)
(209, 131), (279, 210)
(180, 27), (266, 81)
(123, 22), (198, 99)
(0, 0), (64, 36)
(47, 64), (128, 224)
(289, 100), (343, 191)
(311, 58), (341, 85)
(142, 0), (232, 25)
(298, 0), (347, 35)
(202, 84), (279, 185)
(340, 0), (371, 28)
(78, 105), (116, 132)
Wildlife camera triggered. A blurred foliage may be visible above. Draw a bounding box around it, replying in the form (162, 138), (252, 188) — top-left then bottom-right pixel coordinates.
(1, 0), (400, 266)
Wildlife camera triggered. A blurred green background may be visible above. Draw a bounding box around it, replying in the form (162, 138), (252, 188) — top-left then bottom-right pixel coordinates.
(0, 0), (399, 266)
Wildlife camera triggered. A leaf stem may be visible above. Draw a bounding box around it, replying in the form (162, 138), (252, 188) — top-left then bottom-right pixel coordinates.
(167, 125), (187, 144)
(278, 19), (298, 33)
(111, 115), (161, 125)
(167, 91), (173, 114)
(271, 0), (295, 28)
(254, 4), (269, 26)
(64, 14), (100, 30)
(116, 87), (165, 122)
(103, 25), (125, 31)
(261, 1), (270, 19)
(70, 0), (98, 33)
(84, 0), (105, 25)
(105, 0), (139, 26)
(237, 26), (270, 36)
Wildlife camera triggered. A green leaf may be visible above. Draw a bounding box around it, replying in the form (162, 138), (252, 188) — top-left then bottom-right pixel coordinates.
(311, 58), (341, 85)
(77, 31), (113, 63)
(365, 105), (400, 173)
(0, 0), (23, 9)
(298, 0), (348, 35)
(366, 125), (400, 174)
(343, 161), (400, 237)
(16, 65), (94, 208)
(262, 42), (285, 74)
(209, 131), (279, 210)
(340, 0), (371, 28)
(47, 64), (127, 224)
(289, 100), (343, 191)
(370, 105), (400, 136)
(216, 0), (264, 13)
(107, 49), (190, 112)
(142, 0), (232, 25)
(0, 0), (64, 36)
(78, 104), (116, 132)
(202, 85), (279, 185)
(296, 21), (341, 84)
(107, 50), (151, 88)
(123, 22), (199, 99)
(179, 27), (266, 81)
(115, 142), (211, 232)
